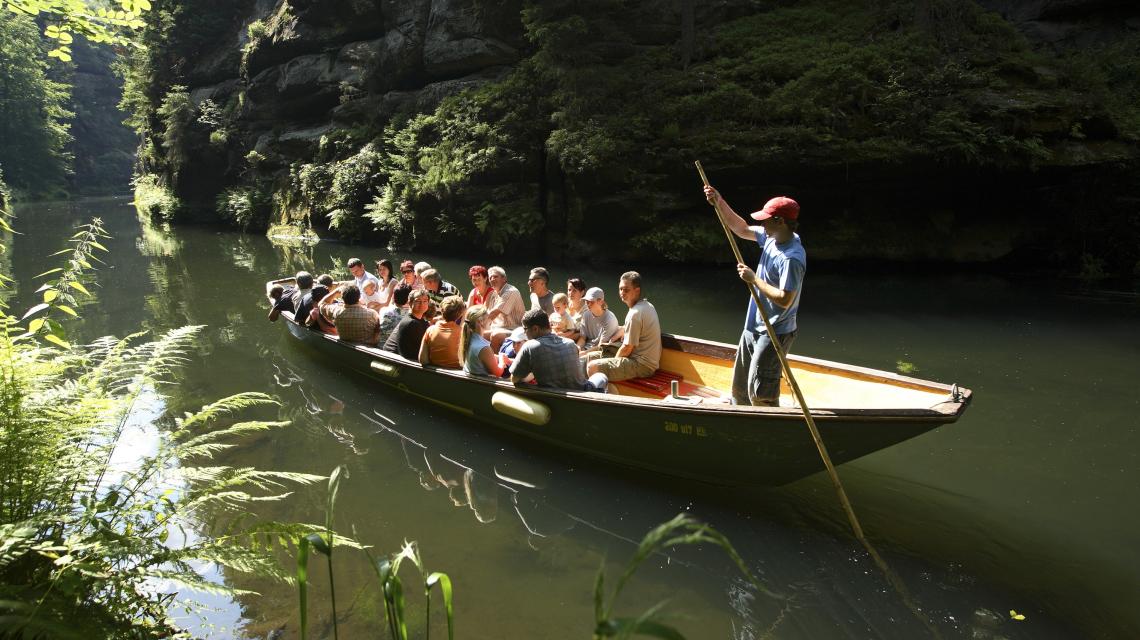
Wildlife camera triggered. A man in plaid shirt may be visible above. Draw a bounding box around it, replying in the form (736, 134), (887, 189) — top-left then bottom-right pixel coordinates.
(319, 283), (381, 345)
(510, 310), (607, 393)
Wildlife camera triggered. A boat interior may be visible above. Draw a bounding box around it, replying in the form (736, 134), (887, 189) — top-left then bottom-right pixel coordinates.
(618, 337), (960, 411)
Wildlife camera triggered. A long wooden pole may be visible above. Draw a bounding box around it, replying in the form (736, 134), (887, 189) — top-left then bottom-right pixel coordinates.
(695, 161), (940, 637)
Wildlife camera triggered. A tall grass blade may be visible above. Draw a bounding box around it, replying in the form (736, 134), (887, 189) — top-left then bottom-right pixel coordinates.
(297, 535), (311, 640)
(324, 465), (345, 640)
(426, 571), (454, 640)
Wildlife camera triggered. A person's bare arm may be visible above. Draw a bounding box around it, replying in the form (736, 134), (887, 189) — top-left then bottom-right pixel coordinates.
(704, 185), (754, 241)
(418, 330), (432, 365)
(737, 264), (797, 308)
(478, 346), (504, 377)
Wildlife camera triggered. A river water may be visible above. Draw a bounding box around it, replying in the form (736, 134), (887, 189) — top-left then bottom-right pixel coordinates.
(7, 198), (1138, 639)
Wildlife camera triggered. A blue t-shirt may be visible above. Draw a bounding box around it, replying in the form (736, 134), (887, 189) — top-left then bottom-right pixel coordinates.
(744, 229), (806, 335)
(464, 334), (493, 376)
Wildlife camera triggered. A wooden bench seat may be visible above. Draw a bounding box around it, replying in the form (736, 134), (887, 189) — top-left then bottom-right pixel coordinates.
(612, 370), (722, 399)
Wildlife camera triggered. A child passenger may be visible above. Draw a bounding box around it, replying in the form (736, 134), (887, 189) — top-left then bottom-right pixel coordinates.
(549, 293), (575, 337)
(361, 279), (385, 311)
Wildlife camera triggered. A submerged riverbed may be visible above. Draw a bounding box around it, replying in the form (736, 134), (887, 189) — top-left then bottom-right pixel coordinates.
(7, 197), (1138, 638)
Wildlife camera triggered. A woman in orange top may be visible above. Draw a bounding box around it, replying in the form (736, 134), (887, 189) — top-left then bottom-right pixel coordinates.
(418, 295), (466, 369)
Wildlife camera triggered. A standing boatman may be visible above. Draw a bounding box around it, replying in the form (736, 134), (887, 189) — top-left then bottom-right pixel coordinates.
(703, 186), (806, 407)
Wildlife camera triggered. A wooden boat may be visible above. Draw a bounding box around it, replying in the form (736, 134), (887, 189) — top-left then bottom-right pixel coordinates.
(269, 280), (971, 486)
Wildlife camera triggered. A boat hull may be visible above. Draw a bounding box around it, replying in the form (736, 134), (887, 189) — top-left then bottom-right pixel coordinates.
(278, 313), (968, 487)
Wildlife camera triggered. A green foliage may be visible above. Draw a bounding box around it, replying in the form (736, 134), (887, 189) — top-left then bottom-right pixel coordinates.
(133, 173), (182, 222)
(365, 539), (455, 640)
(0, 219), (326, 637)
(472, 186), (542, 254)
(216, 184), (272, 230)
(593, 513), (779, 640)
(2, 0), (150, 61)
(19, 219), (108, 349)
(0, 10), (74, 198)
(896, 360), (918, 375)
(291, 143), (383, 241)
(156, 85), (195, 173)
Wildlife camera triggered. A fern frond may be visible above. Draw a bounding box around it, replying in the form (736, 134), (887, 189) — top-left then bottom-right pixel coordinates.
(175, 392), (279, 433)
(176, 420), (287, 451)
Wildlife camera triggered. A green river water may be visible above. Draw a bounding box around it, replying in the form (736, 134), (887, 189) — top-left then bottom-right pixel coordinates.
(7, 197), (1138, 639)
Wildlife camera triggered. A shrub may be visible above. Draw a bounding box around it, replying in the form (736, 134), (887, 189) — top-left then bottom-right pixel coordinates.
(133, 173), (181, 222)
(216, 185), (271, 230)
(155, 85), (195, 172)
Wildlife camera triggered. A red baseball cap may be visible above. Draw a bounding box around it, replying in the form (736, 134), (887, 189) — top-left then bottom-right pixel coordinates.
(750, 196), (799, 221)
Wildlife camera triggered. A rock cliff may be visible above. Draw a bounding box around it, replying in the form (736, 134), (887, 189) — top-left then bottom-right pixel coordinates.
(127, 0), (1140, 275)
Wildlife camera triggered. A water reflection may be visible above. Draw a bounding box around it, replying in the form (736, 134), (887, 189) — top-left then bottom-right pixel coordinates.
(258, 353), (1068, 639)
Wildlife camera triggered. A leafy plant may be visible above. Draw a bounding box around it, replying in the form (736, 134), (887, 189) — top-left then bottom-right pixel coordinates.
(0, 212), (326, 637)
(296, 465), (347, 640)
(133, 173), (182, 222)
(593, 513), (778, 640)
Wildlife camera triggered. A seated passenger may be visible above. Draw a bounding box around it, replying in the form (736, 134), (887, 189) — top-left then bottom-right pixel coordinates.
(290, 271), (313, 309)
(374, 258), (399, 307)
(587, 272), (661, 381)
(361, 279), (385, 311)
(267, 284), (290, 322)
(377, 283), (411, 345)
(422, 268), (460, 306)
(499, 326), (528, 359)
(269, 272), (310, 321)
(306, 285), (337, 335)
(399, 260), (422, 291)
(527, 267), (554, 313)
(566, 277), (587, 324)
(289, 273), (321, 323)
(510, 310), (608, 393)
(484, 266), (526, 351)
(319, 284), (381, 345)
(419, 295), (466, 369)
(577, 287), (619, 350)
(467, 265), (493, 307)
(549, 293), (575, 338)
(347, 257), (381, 292)
(459, 305), (506, 377)
(383, 289), (431, 360)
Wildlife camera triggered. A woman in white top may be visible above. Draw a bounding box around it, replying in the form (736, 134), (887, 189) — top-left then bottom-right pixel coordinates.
(374, 259), (399, 308)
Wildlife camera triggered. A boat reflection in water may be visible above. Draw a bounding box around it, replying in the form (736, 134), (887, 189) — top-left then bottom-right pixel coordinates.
(261, 353), (1068, 640)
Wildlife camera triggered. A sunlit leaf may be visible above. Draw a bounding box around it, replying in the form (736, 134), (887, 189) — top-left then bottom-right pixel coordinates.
(34, 267), (63, 278)
(43, 289), (59, 303)
(20, 303), (49, 321)
(55, 304), (78, 317)
(42, 334), (71, 349)
(58, 32), (73, 44)
(28, 318), (45, 333)
(426, 572), (455, 640)
(67, 281), (91, 296)
(1010, 610), (1027, 621)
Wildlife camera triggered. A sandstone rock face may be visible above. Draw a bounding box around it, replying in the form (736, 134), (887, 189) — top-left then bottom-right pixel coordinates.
(142, 0), (1139, 271)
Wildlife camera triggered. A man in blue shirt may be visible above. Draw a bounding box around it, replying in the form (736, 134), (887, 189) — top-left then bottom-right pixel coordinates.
(704, 186), (806, 407)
